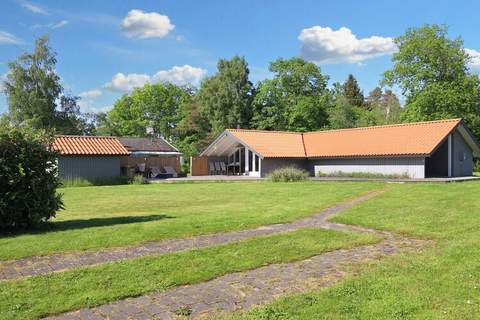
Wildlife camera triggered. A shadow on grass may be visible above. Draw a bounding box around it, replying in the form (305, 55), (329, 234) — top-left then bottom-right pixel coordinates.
(0, 214), (174, 238)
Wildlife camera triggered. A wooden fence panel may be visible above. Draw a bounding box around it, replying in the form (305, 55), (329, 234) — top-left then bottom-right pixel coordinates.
(191, 156), (209, 176)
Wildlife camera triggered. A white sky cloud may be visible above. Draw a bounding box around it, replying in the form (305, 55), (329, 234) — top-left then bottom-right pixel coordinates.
(298, 26), (396, 64)
(19, 0), (47, 15)
(152, 65), (207, 86)
(79, 89), (102, 98)
(104, 65), (207, 93)
(32, 20), (69, 30)
(0, 31), (22, 45)
(121, 9), (174, 39)
(465, 48), (480, 72)
(104, 73), (151, 92)
(51, 20), (68, 29)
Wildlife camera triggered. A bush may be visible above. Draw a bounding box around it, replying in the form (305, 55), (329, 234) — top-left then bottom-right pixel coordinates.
(130, 174), (149, 185)
(316, 170), (409, 179)
(267, 166), (309, 182)
(0, 127), (63, 228)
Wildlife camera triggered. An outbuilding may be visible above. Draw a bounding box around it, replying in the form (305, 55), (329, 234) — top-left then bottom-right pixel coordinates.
(196, 118), (480, 179)
(53, 136), (129, 179)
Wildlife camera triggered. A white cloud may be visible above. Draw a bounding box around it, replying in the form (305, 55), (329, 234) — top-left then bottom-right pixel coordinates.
(32, 20), (69, 30)
(51, 20), (68, 29)
(104, 65), (207, 93)
(19, 0), (47, 15)
(298, 26), (396, 64)
(104, 73), (150, 92)
(79, 89), (102, 98)
(152, 65), (207, 86)
(0, 31), (22, 45)
(465, 48), (480, 72)
(121, 9), (174, 39)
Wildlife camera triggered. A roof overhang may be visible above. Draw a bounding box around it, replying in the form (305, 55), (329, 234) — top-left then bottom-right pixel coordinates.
(456, 123), (480, 157)
(129, 151), (182, 156)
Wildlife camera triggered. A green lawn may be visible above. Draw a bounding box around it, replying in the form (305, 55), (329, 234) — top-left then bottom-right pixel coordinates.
(225, 182), (480, 320)
(0, 228), (380, 320)
(0, 181), (380, 260)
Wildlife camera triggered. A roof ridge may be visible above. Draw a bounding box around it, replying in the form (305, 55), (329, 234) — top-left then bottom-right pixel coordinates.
(304, 118), (462, 135)
(226, 128), (303, 135)
(55, 135), (117, 139)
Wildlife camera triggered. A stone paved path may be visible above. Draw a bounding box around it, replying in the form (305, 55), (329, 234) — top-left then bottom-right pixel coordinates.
(44, 189), (431, 320)
(0, 190), (383, 282)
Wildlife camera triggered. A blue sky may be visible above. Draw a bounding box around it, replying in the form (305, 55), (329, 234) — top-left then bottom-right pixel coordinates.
(1, 0), (480, 113)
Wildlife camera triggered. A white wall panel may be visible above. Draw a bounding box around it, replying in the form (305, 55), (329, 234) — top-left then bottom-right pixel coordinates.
(311, 157), (425, 179)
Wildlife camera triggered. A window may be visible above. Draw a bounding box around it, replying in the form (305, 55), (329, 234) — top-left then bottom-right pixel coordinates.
(255, 155), (259, 172)
(248, 150), (253, 171)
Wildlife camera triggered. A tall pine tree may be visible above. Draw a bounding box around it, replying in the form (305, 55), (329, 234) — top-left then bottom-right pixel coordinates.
(341, 74), (364, 108)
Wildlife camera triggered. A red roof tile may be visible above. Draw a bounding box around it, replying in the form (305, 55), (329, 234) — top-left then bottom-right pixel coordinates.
(53, 136), (129, 155)
(304, 118), (462, 158)
(227, 129), (306, 157)
(224, 119), (463, 158)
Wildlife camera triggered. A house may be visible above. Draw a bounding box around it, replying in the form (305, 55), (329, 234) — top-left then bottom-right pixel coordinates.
(197, 118), (480, 179)
(53, 136), (129, 179)
(53, 136), (182, 179)
(118, 137), (182, 177)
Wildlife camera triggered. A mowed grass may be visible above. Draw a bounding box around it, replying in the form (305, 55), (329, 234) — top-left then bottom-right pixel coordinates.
(225, 182), (480, 320)
(0, 181), (380, 260)
(0, 228), (380, 320)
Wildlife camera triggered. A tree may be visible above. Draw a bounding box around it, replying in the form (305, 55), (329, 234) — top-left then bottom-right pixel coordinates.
(4, 36), (61, 130)
(252, 58), (331, 131)
(105, 83), (191, 139)
(196, 56), (254, 135)
(365, 87), (403, 123)
(383, 24), (480, 137)
(342, 74), (364, 108)
(4, 36), (94, 135)
(56, 95), (96, 135)
(328, 93), (357, 129)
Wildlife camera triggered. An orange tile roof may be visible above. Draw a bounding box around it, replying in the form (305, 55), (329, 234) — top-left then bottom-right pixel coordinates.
(53, 136), (129, 156)
(304, 118), (461, 158)
(227, 129), (306, 157)
(225, 119), (463, 158)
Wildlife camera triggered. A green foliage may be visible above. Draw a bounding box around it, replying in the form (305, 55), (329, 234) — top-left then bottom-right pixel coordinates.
(130, 174), (149, 185)
(4, 36), (61, 130)
(316, 170), (409, 179)
(0, 126), (63, 228)
(252, 58), (331, 131)
(342, 74), (364, 108)
(328, 93), (358, 129)
(365, 87), (403, 124)
(105, 83), (192, 139)
(4, 36), (93, 135)
(383, 24), (480, 137)
(267, 166), (309, 182)
(196, 56), (254, 135)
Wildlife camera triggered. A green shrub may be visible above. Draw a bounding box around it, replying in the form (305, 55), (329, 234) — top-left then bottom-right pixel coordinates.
(268, 166), (309, 182)
(130, 174), (149, 185)
(0, 127), (63, 228)
(316, 170), (409, 179)
(60, 176), (131, 188)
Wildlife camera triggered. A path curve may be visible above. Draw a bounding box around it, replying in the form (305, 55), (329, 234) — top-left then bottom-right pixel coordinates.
(43, 188), (431, 320)
(0, 189), (384, 282)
